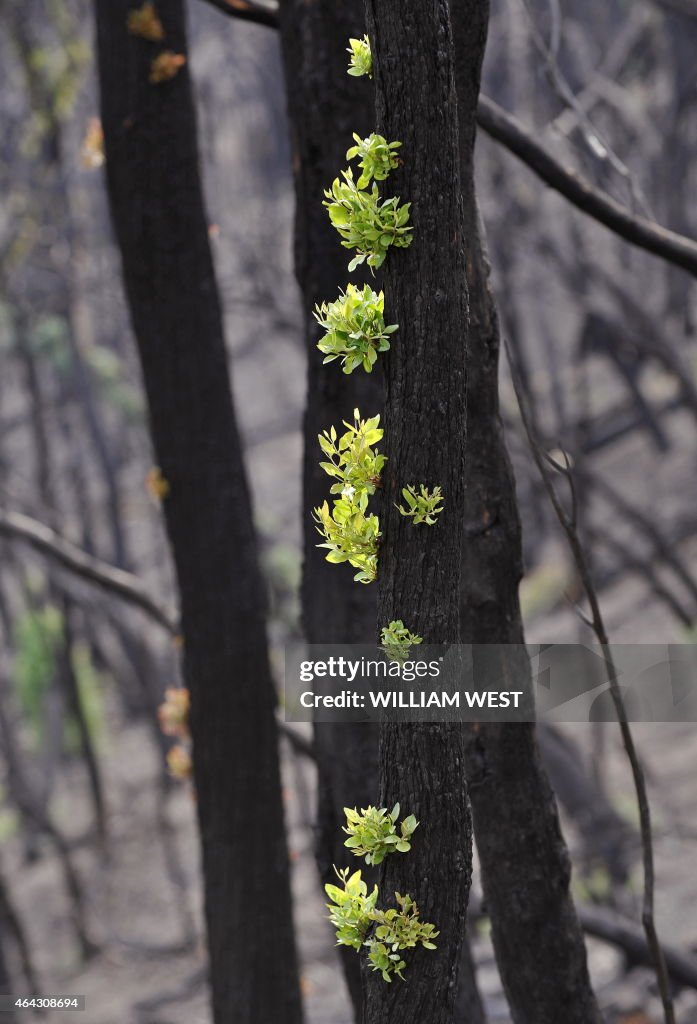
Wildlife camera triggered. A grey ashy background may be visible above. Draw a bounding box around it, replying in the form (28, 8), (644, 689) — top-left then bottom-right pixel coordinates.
(1, 0), (697, 1021)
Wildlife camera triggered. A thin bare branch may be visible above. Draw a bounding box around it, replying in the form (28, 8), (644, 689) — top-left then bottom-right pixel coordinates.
(0, 508), (314, 761)
(0, 859), (43, 1002)
(196, 0), (279, 28)
(477, 96), (697, 278)
(0, 508), (178, 634)
(579, 903), (697, 991)
(650, 0), (697, 19)
(506, 341), (676, 1024)
(277, 721), (316, 760)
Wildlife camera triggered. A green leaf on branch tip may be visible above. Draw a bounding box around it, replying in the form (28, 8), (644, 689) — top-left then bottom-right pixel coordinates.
(347, 35), (372, 78)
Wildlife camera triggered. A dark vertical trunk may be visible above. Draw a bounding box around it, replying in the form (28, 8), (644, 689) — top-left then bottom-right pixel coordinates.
(277, 4), (380, 1016)
(451, 4), (602, 1023)
(94, 4), (302, 1022)
(362, 3), (472, 1022)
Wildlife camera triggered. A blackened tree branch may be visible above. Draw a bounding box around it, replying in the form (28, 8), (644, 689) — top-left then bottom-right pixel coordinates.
(0, 860), (43, 1001)
(578, 903), (697, 991)
(0, 508), (178, 634)
(0, 507), (313, 761)
(196, 0), (279, 29)
(508, 343), (676, 1024)
(477, 95), (697, 278)
(650, 0), (697, 19)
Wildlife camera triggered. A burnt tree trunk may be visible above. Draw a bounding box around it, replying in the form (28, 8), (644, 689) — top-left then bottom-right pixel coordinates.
(451, 3), (602, 1023)
(95, 4), (302, 1022)
(278, 4), (380, 1016)
(362, 3), (472, 1022)
(279, 8), (486, 1020)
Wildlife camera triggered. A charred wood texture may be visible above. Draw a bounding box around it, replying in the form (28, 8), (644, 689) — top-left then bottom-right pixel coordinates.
(95, 3), (302, 1021)
(362, 3), (472, 1022)
(451, 4), (602, 1023)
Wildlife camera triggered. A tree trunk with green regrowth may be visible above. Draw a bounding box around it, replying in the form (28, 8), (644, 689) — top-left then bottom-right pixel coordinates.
(358, 2), (473, 1021)
(450, 3), (602, 1023)
(94, 3), (302, 1021)
(278, 4), (381, 1015)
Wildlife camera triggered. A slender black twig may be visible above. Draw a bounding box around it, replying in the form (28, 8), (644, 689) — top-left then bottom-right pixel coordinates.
(0, 860), (44, 1006)
(197, 0), (279, 28)
(477, 96), (697, 279)
(0, 508), (178, 634)
(506, 340), (676, 1024)
(0, 507), (315, 760)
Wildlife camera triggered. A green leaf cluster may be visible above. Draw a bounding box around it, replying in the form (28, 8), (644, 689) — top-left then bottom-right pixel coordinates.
(325, 867), (378, 951)
(346, 133), (401, 189)
(380, 620), (424, 663)
(325, 869), (438, 983)
(367, 893), (440, 982)
(343, 803), (418, 865)
(397, 484), (445, 525)
(313, 496), (379, 584)
(323, 169), (412, 272)
(317, 409), (386, 498)
(347, 35), (372, 78)
(314, 285), (397, 375)
(313, 409), (386, 583)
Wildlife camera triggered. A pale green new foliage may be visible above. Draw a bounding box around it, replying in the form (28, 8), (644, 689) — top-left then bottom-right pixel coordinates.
(323, 168), (413, 272)
(313, 495), (380, 584)
(346, 132), (401, 189)
(398, 484), (445, 525)
(325, 865), (438, 984)
(325, 867), (378, 951)
(343, 803), (419, 865)
(314, 284), (398, 374)
(318, 409), (386, 497)
(347, 34), (372, 78)
(313, 409), (386, 584)
(368, 893), (440, 982)
(380, 620), (424, 663)
(326, 810), (437, 984)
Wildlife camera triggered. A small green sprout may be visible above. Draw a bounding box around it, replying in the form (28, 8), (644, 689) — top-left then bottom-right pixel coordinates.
(318, 409), (386, 497)
(314, 410), (385, 584)
(323, 169), (413, 272)
(367, 943), (407, 983)
(314, 284), (398, 375)
(346, 133), (401, 189)
(367, 893), (439, 982)
(397, 484), (445, 525)
(380, 620), (423, 663)
(325, 867), (379, 950)
(313, 494), (379, 584)
(347, 35), (372, 78)
(343, 803), (419, 866)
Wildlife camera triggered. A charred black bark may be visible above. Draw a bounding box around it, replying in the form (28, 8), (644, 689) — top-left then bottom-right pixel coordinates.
(361, 3), (472, 1022)
(451, 4), (602, 1023)
(277, 4), (380, 1015)
(94, 4), (302, 1022)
